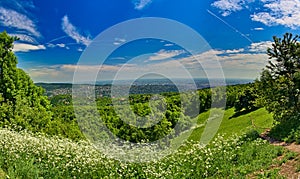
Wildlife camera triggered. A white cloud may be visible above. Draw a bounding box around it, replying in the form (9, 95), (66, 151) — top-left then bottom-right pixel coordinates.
(26, 43), (273, 82)
(0, 7), (40, 37)
(164, 43), (174, 47)
(0, 0), (35, 14)
(113, 38), (126, 46)
(28, 66), (71, 82)
(9, 33), (37, 43)
(211, 0), (300, 29)
(132, 0), (153, 10)
(248, 41), (272, 53)
(116, 38), (126, 43)
(57, 43), (66, 48)
(148, 50), (185, 61)
(13, 43), (46, 52)
(61, 15), (91, 46)
(251, 0), (300, 29)
(27, 64), (123, 82)
(111, 57), (127, 60)
(0, 3), (45, 50)
(61, 64), (121, 72)
(211, 0), (254, 16)
(225, 48), (245, 54)
(47, 43), (56, 48)
(253, 27), (264, 31)
(47, 43), (68, 49)
(218, 53), (268, 69)
(176, 49), (268, 79)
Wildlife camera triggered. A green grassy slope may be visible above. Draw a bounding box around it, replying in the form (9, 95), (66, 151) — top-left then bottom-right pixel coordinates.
(189, 108), (273, 141)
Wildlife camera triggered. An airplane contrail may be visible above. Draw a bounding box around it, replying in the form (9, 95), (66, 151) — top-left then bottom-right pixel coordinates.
(207, 9), (253, 43)
(47, 36), (69, 44)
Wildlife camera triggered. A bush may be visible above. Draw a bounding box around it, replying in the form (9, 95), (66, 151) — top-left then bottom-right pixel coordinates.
(269, 113), (300, 143)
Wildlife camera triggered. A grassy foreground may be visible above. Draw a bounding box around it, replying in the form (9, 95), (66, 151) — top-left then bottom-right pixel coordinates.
(0, 108), (286, 178)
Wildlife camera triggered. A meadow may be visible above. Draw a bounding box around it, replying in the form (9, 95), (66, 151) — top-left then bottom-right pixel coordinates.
(0, 107), (291, 178)
(1, 32), (300, 178)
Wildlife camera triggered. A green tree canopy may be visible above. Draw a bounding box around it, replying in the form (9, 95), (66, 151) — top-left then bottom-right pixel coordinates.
(0, 31), (52, 132)
(258, 33), (300, 121)
(234, 85), (259, 113)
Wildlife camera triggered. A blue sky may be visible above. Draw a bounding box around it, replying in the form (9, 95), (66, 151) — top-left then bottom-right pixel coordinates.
(0, 0), (300, 82)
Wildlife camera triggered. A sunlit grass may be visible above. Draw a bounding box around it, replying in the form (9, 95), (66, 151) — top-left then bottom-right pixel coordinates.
(189, 108), (273, 141)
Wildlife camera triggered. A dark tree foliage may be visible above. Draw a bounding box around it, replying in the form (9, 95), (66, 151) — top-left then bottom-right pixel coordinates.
(234, 85), (259, 113)
(259, 33), (300, 121)
(50, 94), (72, 106)
(267, 33), (300, 77)
(0, 31), (52, 132)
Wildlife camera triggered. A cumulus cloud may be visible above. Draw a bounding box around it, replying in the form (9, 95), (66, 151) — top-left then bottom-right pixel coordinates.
(248, 41), (272, 53)
(0, 7), (40, 37)
(211, 0), (300, 28)
(28, 66), (71, 82)
(251, 0), (300, 29)
(61, 15), (91, 46)
(132, 0), (153, 10)
(175, 49), (268, 79)
(13, 43), (46, 52)
(178, 42), (271, 69)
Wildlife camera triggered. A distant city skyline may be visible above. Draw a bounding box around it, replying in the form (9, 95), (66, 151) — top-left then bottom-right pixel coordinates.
(1, 0), (299, 82)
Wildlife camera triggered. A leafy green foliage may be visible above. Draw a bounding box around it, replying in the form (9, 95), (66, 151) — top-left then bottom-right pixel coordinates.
(0, 32), (52, 132)
(45, 83), (257, 142)
(0, 30), (293, 178)
(258, 33), (300, 122)
(46, 105), (84, 141)
(95, 94), (189, 143)
(234, 84), (260, 113)
(268, 113), (300, 143)
(254, 33), (300, 143)
(50, 94), (72, 106)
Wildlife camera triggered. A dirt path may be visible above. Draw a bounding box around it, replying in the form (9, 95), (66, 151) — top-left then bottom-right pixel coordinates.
(260, 130), (300, 178)
(260, 130), (300, 153)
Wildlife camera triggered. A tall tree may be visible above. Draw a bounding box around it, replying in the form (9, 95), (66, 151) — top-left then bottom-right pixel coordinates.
(0, 31), (52, 131)
(0, 31), (18, 102)
(259, 33), (300, 121)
